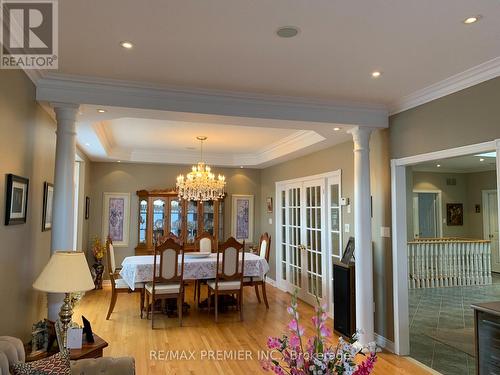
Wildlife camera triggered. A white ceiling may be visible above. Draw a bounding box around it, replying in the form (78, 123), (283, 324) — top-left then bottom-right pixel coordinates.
(56, 0), (500, 106)
(39, 1), (500, 166)
(412, 153), (497, 173)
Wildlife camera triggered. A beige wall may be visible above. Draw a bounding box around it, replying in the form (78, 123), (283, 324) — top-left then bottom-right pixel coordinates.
(0, 70), (56, 340)
(259, 129), (394, 340)
(390, 77), (500, 159)
(410, 170), (497, 239)
(87, 162), (261, 266)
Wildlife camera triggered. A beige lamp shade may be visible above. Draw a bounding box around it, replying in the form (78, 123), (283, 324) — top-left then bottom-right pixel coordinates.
(33, 251), (95, 293)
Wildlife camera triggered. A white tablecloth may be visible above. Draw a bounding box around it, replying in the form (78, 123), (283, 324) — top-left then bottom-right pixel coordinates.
(119, 253), (269, 290)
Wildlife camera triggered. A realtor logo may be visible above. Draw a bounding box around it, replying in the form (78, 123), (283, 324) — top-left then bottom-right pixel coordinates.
(1, 0), (58, 69)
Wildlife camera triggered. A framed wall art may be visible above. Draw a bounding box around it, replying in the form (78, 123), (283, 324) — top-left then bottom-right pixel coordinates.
(266, 197), (273, 213)
(231, 194), (254, 243)
(5, 174), (29, 225)
(446, 203), (463, 226)
(85, 196), (90, 220)
(102, 192), (130, 247)
(42, 182), (54, 231)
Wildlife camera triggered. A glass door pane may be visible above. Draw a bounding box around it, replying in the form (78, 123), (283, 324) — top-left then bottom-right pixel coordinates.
(287, 186), (302, 288)
(169, 198), (182, 237)
(186, 201), (198, 244)
(280, 190), (287, 281)
(139, 199), (148, 244)
(203, 201), (214, 235)
(327, 174), (342, 314)
(152, 199), (166, 245)
(218, 201), (224, 242)
(304, 183), (324, 300)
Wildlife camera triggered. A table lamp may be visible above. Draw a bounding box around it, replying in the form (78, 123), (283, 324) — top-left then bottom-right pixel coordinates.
(33, 251), (95, 349)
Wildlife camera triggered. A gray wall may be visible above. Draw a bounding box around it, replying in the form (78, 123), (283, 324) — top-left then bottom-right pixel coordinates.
(0, 70), (56, 340)
(87, 162), (261, 266)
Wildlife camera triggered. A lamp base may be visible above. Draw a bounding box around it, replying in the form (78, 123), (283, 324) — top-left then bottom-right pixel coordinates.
(59, 293), (73, 350)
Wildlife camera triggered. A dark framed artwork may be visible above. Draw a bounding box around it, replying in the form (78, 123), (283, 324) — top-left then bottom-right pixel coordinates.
(85, 196), (90, 220)
(341, 236), (355, 265)
(5, 174), (29, 225)
(42, 182), (54, 231)
(446, 203), (463, 226)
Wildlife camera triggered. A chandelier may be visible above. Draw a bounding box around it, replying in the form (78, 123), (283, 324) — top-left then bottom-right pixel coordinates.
(176, 136), (226, 201)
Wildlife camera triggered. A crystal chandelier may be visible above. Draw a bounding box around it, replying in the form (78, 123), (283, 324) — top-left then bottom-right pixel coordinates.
(176, 136), (226, 201)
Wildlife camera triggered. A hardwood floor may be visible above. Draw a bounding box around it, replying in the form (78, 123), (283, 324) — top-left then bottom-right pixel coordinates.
(74, 283), (431, 374)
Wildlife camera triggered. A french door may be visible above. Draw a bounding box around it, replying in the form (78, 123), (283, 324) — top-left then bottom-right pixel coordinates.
(277, 172), (342, 309)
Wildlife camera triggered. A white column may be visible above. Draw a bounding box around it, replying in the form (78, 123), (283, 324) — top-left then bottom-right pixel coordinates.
(48, 102), (79, 320)
(349, 126), (374, 346)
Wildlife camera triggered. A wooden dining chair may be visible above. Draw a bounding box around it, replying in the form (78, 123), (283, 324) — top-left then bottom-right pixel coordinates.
(193, 232), (217, 305)
(207, 237), (245, 322)
(144, 238), (185, 328)
(105, 236), (145, 320)
(157, 232), (183, 246)
(243, 233), (271, 308)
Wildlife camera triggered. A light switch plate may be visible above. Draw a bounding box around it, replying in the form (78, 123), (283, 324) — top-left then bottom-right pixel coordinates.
(268, 217), (273, 225)
(347, 204), (351, 214)
(344, 224), (350, 233)
(380, 226), (391, 238)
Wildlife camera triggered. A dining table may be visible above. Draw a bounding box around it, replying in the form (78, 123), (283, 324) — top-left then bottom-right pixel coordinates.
(119, 252), (270, 290)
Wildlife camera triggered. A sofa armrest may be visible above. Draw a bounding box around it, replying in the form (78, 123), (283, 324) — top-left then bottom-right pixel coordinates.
(71, 356), (135, 375)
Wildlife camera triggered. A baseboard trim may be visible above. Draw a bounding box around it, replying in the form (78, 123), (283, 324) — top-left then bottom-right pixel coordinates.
(374, 333), (395, 353)
(265, 278), (277, 287)
(405, 357), (441, 375)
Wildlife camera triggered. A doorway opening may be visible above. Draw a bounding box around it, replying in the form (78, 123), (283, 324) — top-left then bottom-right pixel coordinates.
(391, 140), (500, 375)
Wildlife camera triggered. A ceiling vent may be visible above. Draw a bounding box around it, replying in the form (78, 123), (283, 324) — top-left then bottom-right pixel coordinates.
(446, 178), (457, 186)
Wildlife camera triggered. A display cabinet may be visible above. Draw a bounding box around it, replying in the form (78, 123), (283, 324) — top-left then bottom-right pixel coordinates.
(135, 188), (225, 255)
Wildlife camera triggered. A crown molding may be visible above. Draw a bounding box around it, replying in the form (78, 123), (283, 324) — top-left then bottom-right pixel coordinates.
(36, 73), (388, 128)
(390, 57), (500, 115)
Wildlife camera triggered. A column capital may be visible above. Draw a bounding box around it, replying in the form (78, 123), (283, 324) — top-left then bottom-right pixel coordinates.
(348, 126), (373, 151)
(51, 102), (79, 120)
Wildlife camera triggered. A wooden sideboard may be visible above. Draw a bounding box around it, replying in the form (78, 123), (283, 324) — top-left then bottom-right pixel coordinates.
(135, 188), (225, 254)
(472, 301), (500, 374)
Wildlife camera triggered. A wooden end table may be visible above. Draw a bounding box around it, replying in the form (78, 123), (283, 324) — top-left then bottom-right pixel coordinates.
(26, 333), (108, 362)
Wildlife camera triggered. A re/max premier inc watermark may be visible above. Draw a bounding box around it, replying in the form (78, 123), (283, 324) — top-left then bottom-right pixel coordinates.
(1, 0), (58, 69)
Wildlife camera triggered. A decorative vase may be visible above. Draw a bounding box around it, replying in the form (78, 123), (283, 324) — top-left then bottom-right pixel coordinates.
(92, 259), (104, 290)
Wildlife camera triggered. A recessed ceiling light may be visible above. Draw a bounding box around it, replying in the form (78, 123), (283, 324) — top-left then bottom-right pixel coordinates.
(371, 71), (382, 78)
(276, 26), (299, 38)
(436, 164), (441, 168)
(117, 160), (121, 163)
(463, 16), (481, 24)
(240, 166), (244, 169)
(97, 109), (106, 113)
(333, 127), (341, 131)
(85, 143), (90, 146)
(480, 158), (485, 162)
(120, 41), (134, 49)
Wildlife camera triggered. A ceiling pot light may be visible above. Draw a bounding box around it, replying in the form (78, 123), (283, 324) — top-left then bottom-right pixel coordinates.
(276, 26), (300, 38)
(371, 71), (382, 78)
(85, 143), (90, 146)
(333, 127), (341, 131)
(120, 41), (134, 49)
(437, 164), (441, 168)
(480, 158), (485, 162)
(463, 16), (481, 24)
(117, 160), (121, 163)
(97, 109), (106, 113)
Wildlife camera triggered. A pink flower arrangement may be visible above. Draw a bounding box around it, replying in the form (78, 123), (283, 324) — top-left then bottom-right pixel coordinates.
(262, 290), (377, 375)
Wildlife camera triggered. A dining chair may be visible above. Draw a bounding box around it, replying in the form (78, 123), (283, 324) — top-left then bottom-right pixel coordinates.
(144, 238), (185, 328)
(105, 236), (145, 320)
(207, 237), (245, 322)
(193, 232), (217, 305)
(243, 233), (271, 308)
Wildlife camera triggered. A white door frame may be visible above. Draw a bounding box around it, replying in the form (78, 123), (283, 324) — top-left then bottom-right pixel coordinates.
(483, 189), (499, 272)
(412, 189), (443, 238)
(391, 139), (500, 355)
(275, 170), (342, 311)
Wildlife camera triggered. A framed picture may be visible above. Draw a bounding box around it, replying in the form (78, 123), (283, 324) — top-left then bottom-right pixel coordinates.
(266, 197), (273, 213)
(102, 192), (130, 247)
(231, 194), (254, 243)
(85, 196), (90, 220)
(446, 203), (463, 226)
(42, 182), (54, 231)
(5, 174), (29, 225)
